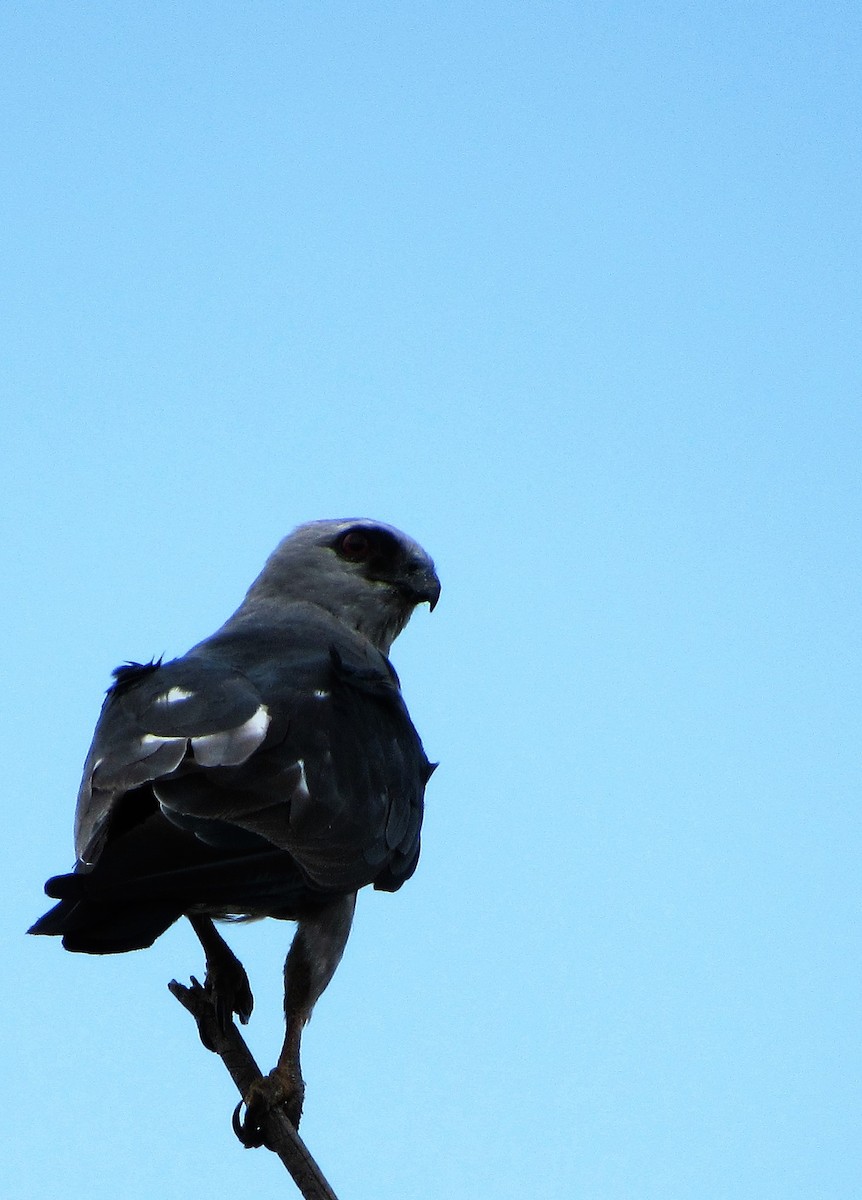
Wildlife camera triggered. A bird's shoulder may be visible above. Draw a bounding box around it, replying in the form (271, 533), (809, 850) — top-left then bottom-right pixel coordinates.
(74, 605), (414, 865)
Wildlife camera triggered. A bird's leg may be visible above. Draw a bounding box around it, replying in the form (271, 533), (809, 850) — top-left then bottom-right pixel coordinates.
(187, 912), (254, 1041)
(234, 892), (357, 1146)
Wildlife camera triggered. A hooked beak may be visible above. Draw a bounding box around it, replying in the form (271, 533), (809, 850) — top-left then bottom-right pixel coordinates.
(403, 561), (441, 611)
(424, 571), (441, 611)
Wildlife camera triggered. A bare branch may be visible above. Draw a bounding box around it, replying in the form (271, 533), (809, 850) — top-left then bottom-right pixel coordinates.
(169, 978), (340, 1200)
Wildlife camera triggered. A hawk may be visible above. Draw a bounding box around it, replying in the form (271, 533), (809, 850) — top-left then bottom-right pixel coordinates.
(30, 518), (439, 1142)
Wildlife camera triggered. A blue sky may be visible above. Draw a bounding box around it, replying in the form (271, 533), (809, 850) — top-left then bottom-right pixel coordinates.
(3, 3), (860, 1197)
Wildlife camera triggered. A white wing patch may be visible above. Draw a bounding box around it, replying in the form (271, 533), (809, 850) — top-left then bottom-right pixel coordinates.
(191, 704), (271, 767)
(136, 705), (270, 768)
(155, 686), (195, 704)
(140, 733), (186, 751)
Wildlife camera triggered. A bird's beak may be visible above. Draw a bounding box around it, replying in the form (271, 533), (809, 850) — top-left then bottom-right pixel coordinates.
(418, 568), (441, 612)
(404, 563), (441, 611)
(425, 572), (441, 611)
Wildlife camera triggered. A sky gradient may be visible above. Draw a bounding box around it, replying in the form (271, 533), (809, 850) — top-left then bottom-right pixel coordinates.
(3, 4), (860, 1198)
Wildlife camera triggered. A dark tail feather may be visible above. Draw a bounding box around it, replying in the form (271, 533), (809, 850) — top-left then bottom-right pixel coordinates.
(29, 873), (182, 954)
(29, 809), (318, 954)
(43, 874), (73, 901)
(28, 899), (72, 938)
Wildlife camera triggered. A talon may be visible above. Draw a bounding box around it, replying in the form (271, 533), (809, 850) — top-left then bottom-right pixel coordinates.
(204, 955), (254, 1034)
(187, 914), (254, 1033)
(231, 1069), (305, 1148)
(232, 1099), (267, 1148)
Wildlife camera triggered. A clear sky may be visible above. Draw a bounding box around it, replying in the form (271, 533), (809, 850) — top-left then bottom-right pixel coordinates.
(3, 3), (860, 1198)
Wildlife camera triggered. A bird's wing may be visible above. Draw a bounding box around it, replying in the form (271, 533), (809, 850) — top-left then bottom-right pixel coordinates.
(253, 639), (429, 891)
(75, 627), (429, 895)
(151, 633), (430, 893)
(74, 655), (271, 863)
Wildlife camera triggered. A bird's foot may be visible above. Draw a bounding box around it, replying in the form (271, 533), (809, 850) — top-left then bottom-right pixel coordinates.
(170, 966), (253, 1053)
(232, 1068), (305, 1147)
(203, 942), (254, 1036)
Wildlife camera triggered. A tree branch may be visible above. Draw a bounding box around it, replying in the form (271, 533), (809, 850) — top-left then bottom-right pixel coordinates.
(168, 977), (340, 1200)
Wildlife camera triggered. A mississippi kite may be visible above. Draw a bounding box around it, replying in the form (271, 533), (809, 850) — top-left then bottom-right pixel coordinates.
(30, 518), (439, 1141)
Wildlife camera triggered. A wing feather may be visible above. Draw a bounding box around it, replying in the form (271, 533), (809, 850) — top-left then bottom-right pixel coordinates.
(73, 615), (429, 904)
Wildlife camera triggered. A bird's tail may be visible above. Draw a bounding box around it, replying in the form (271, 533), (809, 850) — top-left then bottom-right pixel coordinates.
(28, 871), (182, 954)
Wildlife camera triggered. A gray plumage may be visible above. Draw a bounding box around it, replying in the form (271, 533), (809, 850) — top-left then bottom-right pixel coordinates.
(31, 517), (440, 1136)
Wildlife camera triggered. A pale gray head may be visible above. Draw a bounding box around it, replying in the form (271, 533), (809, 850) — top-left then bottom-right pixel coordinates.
(240, 518), (440, 654)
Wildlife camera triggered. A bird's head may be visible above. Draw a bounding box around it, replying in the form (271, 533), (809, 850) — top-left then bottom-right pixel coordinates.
(244, 518), (440, 653)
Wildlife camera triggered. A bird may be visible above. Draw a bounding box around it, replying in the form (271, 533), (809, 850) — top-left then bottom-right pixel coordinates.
(30, 518), (439, 1143)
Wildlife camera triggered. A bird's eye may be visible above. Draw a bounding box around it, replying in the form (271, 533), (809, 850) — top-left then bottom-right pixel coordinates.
(337, 530), (372, 562)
